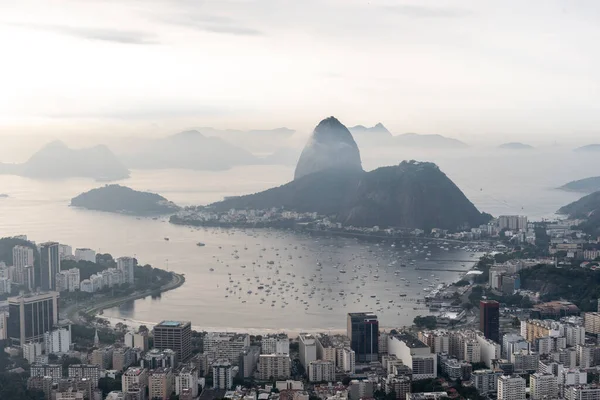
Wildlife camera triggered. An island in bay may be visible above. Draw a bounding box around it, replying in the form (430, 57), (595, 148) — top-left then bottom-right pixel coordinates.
(71, 184), (180, 216)
(558, 176), (600, 193)
(171, 116), (491, 231)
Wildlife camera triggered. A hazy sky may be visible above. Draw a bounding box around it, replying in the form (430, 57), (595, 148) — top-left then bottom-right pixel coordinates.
(1, 0), (599, 141)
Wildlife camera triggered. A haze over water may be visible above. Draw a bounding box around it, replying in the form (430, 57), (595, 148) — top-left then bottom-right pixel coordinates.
(0, 145), (593, 331)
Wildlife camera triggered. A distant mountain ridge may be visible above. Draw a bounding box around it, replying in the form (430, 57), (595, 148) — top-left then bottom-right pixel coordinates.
(349, 123), (392, 136)
(194, 126), (296, 152)
(575, 144), (600, 152)
(558, 191), (600, 235)
(71, 184), (180, 216)
(558, 192), (600, 218)
(125, 130), (258, 171)
(0, 140), (129, 180)
(206, 116), (489, 231)
(394, 133), (468, 148)
(349, 124), (467, 148)
(558, 177), (600, 193)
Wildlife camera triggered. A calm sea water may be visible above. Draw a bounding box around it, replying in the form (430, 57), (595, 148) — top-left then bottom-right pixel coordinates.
(0, 146), (593, 331)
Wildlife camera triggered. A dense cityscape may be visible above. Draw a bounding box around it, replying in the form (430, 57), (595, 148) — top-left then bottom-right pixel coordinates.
(2, 211), (600, 400)
(1, 3), (599, 400)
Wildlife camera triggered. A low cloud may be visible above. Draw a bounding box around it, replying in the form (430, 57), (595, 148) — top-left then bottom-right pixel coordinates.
(8, 23), (158, 44)
(382, 5), (468, 18)
(157, 14), (264, 36)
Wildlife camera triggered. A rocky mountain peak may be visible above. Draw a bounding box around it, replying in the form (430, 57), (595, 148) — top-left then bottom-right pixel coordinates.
(294, 117), (363, 180)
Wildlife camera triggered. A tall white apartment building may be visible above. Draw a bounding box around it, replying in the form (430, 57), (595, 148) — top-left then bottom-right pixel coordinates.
(261, 334), (290, 355)
(0, 311), (7, 340)
(316, 334), (339, 364)
(12, 245), (34, 287)
(58, 244), (73, 259)
(12, 245), (34, 269)
(565, 324), (586, 347)
(388, 334), (436, 380)
(559, 367), (587, 387)
(68, 364), (101, 386)
(463, 339), (481, 363)
(203, 332), (250, 363)
(212, 359), (233, 389)
(584, 313), (600, 334)
(564, 386), (600, 400)
(148, 368), (174, 400)
(577, 344), (594, 369)
(503, 334), (529, 359)
(418, 330), (450, 354)
(299, 333), (318, 369)
(45, 326), (72, 355)
(258, 354), (291, 380)
(472, 370), (501, 394)
(0, 277), (11, 295)
(117, 257), (135, 284)
(175, 367), (199, 398)
(125, 330), (149, 351)
(530, 373), (558, 400)
(476, 333), (501, 368)
(56, 268), (80, 292)
(122, 367), (148, 394)
(23, 342), (44, 364)
(339, 347), (356, 374)
(308, 360), (335, 383)
(497, 375), (526, 400)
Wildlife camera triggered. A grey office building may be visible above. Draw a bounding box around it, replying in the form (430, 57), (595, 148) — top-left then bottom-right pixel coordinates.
(40, 242), (60, 291)
(153, 321), (192, 362)
(7, 291), (60, 345)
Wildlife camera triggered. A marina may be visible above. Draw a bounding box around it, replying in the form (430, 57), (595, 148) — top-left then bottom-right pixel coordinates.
(102, 226), (484, 331)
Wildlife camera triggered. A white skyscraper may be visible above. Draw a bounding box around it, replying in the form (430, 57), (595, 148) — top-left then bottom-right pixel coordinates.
(530, 373), (558, 400)
(261, 333), (290, 354)
(175, 367), (199, 398)
(117, 257), (135, 284)
(212, 359), (233, 389)
(340, 347), (356, 374)
(12, 245), (34, 269)
(45, 326), (72, 355)
(22, 342), (44, 364)
(308, 360), (335, 382)
(58, 244), (73, 259)
(299, 333), (317, 369)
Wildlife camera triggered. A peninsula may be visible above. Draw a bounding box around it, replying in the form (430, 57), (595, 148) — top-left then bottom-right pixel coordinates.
(0, 140), (130, 181)
(559, 176), (600, 193)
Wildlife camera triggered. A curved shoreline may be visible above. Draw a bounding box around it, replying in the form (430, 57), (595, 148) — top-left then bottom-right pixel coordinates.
(67, 272), (186, 323)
